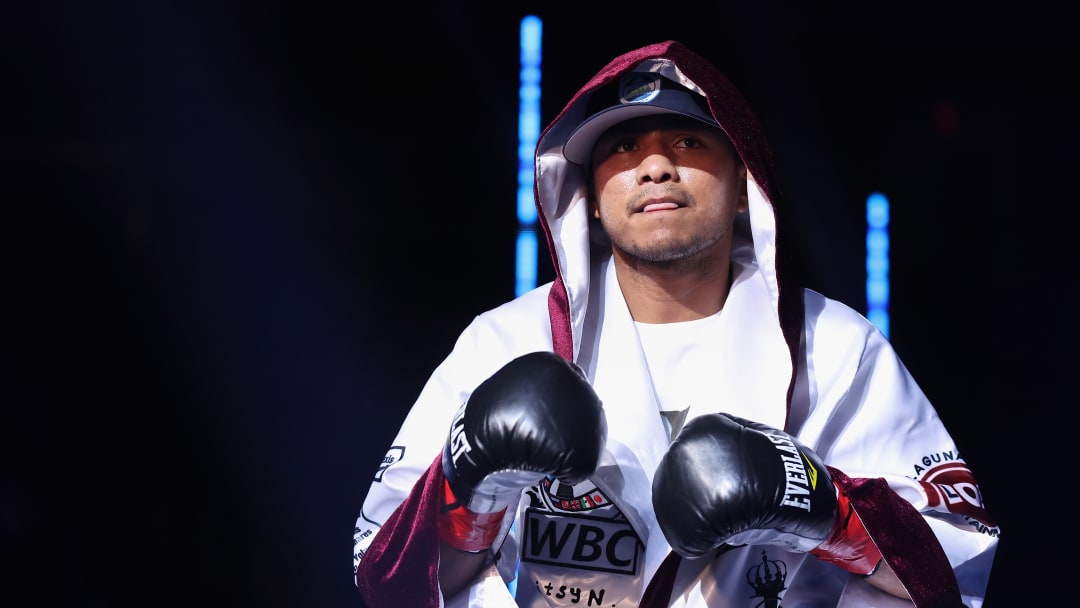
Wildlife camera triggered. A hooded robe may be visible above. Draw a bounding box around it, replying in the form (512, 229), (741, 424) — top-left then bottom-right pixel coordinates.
(353, 40), (998, 608)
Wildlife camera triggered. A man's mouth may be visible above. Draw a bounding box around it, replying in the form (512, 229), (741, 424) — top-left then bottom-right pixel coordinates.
(641, 201), (681, 213)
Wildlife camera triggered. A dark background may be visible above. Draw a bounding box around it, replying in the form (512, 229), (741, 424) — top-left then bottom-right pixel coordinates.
(2, 2), (1073, 606)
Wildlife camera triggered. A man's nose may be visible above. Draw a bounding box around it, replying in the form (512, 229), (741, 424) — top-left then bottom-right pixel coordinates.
(637, 151), (677, 184)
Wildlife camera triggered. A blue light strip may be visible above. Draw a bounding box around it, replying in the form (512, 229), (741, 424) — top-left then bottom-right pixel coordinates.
(516, 15), (542, 297)
(866, 192), (890, 338)
(509, 16), (542, 599)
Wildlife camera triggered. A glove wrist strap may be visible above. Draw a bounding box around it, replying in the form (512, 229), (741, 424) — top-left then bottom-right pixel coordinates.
(438, 478), (506, 553)
(809, 482), (883, 576)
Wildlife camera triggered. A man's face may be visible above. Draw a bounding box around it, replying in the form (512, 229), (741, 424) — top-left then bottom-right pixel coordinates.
(589, 114), (748, 265)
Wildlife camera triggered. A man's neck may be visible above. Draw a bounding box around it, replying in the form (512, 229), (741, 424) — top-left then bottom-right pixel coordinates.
(612, 250), (732, 324)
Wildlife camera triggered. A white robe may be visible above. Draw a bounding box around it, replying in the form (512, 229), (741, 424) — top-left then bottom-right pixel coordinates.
(353, 43), (999, 608)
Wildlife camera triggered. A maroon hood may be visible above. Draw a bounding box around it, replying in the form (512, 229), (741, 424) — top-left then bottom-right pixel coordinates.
(534, 40), (803, 403)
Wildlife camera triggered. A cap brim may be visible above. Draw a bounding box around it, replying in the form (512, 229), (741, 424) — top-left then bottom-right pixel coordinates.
(562, 105), (716, 165)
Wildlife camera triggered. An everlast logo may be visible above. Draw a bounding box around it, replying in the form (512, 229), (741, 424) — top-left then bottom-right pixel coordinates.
(448, 405), (471, 463)
(766, 434), (818, 512)
(521, 509), (639, 575)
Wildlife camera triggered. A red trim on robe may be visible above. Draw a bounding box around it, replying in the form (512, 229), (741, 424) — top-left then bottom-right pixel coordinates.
(356, 454), (444, 608)
(831, 468), (964, 608)
(548, 276), (573, 361)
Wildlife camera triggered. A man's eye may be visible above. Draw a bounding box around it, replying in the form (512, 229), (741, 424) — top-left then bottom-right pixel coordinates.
(677, 137), (704, 148)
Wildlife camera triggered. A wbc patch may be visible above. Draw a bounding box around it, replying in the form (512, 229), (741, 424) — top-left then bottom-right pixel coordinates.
(515, 478), (644, 607)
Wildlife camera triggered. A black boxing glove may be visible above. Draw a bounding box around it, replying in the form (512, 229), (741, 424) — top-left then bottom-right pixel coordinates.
(440, 351), (607, 553)
(652, 413), (882, 576)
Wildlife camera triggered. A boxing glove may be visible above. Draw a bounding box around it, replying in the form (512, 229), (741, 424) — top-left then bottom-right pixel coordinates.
(652, 413), (882, 576)
(440, 351), (607, 553)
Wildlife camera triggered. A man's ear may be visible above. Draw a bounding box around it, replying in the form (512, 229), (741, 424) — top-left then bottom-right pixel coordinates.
(588, 192), (601, 219)
(583, 164), (602, 219)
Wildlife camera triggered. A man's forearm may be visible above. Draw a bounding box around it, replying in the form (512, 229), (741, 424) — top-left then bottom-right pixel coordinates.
(866, 559), (910, 599)
(438, 541), (491, 600)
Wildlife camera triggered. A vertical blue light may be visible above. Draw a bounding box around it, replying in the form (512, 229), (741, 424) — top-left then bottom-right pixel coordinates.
(509, 18), (542, 599)
(866, 192), (890, 338)
(516, 15), (542, 297)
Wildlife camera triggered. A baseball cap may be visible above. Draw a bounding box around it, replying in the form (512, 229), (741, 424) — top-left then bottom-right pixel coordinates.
(562, 71), (719, 165)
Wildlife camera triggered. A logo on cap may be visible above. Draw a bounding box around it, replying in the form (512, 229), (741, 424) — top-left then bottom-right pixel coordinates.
(618, 74), (663, 105)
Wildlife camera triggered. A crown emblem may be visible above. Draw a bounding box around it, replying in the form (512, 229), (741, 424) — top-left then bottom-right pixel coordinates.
(746, 549), (788, 607)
